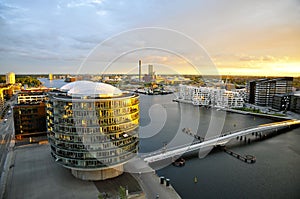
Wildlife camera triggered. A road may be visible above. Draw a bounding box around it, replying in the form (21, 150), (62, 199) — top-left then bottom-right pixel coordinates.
(0, 110), (14, 177)
(0, 99), (15, 198)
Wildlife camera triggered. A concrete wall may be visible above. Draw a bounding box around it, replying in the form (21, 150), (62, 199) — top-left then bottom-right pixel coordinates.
(71, 164), (124, 181)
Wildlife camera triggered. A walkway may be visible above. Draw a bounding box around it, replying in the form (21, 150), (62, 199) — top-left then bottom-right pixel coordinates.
(143, 119), (300, 163)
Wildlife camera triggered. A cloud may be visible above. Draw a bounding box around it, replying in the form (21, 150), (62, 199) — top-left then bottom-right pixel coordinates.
(237, 54), (291, 63)
(0, 0), (300, 75)
(66, 0), (104, 8)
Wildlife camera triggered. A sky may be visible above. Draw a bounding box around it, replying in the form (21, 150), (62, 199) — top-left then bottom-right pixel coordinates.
(0, 0), (300, 76)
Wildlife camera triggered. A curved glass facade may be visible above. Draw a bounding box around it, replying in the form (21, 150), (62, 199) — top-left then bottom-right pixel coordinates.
(47, 91), (139, 171)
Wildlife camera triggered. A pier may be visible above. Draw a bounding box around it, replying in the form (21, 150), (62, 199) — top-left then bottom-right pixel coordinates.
(221, 147), (256, 164)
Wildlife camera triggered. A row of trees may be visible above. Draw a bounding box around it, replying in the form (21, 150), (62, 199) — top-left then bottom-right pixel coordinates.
(16, 77), (42, 87)
(0, 75), (42, 87)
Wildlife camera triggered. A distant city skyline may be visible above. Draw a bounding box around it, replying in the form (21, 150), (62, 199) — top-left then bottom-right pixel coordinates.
(0, 0), (299, 76)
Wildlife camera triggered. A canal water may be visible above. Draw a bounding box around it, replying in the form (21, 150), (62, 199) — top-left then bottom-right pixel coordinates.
(139, 94), (300, 199)
(40, 78), (300, 199)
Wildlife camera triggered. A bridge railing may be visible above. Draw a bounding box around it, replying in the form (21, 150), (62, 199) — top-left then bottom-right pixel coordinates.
(141, 120), (299, 159)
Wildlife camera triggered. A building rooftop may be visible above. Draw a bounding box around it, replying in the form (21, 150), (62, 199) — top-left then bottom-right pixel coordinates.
(249, 77), (293, 83)
(60, 81), (122, 97)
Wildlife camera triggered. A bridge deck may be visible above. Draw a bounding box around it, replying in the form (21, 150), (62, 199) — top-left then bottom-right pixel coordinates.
(143, 119), (300, 163)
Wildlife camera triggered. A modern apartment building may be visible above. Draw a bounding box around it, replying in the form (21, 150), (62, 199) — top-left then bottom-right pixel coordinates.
(177, 85), (244, 108)
(271, 94), (290, 112)
(248, 77), (293, 106)
(47, 81), (139, 180)
(289, 94), (300, 113)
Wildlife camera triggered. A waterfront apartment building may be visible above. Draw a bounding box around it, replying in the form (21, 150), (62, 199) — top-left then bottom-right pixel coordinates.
(248, 77), (293, 106)
(289, 95), (300, 113)
(47, 81), (139, 180)
(177, 85), (244, 108)
(271, 94), (290, 112)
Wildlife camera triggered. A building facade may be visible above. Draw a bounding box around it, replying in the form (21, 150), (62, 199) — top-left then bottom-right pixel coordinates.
(17, 91), (48, 104)
(47, 81), (139, 180)
(13, 89), (48, 138)
(289, 95), (300, 113)
(177, 85), (244, 108)
(248, 77), (293, 106)
(148, 64), (154, 76)
(6, 72), (15, 84)
(271, 94), (290, 112)
(13, 103), (47, 138)
(49, 73), (53, 80)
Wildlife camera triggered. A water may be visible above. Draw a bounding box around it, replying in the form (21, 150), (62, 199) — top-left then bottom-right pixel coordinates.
(139, 94), (300, 199)
(43, 79), (300, 198)
(39, 78), (67, 88)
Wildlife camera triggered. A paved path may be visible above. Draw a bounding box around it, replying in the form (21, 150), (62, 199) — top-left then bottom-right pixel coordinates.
(125, 158), (181, 199)
(132, 172), (181, 199)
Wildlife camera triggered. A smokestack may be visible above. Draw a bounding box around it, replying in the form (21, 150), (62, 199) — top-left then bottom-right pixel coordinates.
(139, 60), (142, 82)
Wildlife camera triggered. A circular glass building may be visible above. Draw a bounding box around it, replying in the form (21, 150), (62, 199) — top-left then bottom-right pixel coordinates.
(46, 81), (139, 180)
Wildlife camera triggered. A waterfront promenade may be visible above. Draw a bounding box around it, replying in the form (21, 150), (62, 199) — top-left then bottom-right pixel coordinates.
(125, 157), (182, 199)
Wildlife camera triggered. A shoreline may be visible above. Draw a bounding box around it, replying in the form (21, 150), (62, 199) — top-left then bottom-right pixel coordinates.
(222, 108), (291, 120)
(173, 98), (294, 120)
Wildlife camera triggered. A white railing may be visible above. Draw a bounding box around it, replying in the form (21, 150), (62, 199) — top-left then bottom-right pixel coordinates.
(142, 119), (299, 163)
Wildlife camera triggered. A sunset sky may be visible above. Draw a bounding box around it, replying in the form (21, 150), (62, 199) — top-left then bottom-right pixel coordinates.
(0, 0), (299, 76)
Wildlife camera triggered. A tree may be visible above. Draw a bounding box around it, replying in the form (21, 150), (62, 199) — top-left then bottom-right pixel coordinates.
(98, 194), (104, 199)
(16, 76), (42, 87)
(119, 186), (127, 199)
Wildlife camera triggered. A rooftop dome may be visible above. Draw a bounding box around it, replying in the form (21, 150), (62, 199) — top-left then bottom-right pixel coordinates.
(60, 81), (122, 97)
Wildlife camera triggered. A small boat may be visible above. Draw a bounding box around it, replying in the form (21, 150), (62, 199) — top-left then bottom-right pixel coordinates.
(194, 176), (198, 183)
(172, 157), (185, 167)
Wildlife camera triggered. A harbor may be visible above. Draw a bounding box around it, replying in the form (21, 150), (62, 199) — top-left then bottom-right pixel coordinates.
(18, 79), (300, 198)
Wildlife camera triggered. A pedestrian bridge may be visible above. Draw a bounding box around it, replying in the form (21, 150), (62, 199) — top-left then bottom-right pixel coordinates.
(142, 119), (300, 163)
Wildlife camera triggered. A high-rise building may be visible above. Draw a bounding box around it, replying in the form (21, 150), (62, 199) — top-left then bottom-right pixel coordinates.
(148, 65), (154, 76)
(47, 81), (139, 180)
(6, 72), (15, 84)
(247, 77), (293, 106)
(138, 60), (142, 82)
(49, 73), (53, 80)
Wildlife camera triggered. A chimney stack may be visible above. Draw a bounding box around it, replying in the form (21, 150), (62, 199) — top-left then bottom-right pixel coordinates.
(139, 60), (142, 82)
